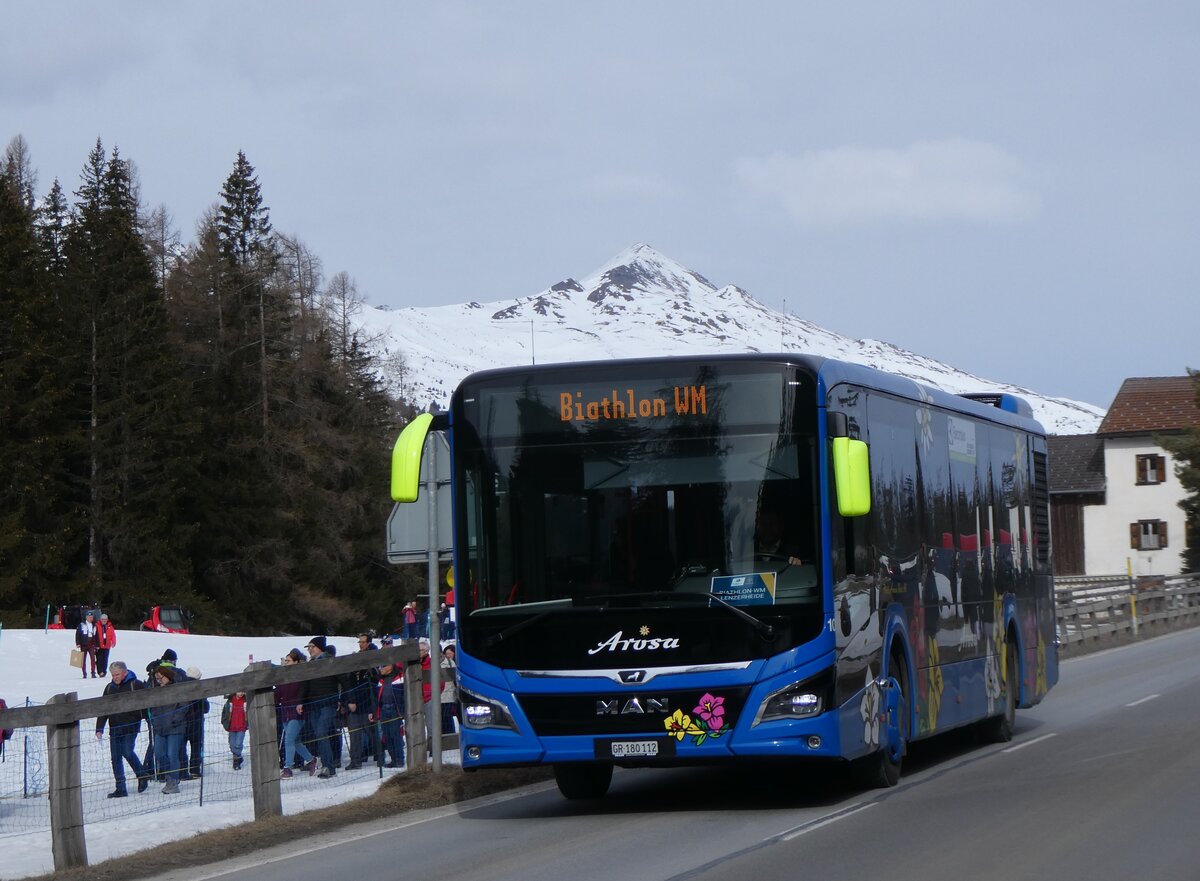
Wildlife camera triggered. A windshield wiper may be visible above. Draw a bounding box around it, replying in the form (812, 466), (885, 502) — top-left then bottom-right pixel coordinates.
(646, 589), (775, 641)
(482, 599), (603, 648)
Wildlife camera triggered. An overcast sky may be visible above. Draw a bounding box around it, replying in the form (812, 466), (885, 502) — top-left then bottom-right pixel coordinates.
(4, 2), (1197, 409)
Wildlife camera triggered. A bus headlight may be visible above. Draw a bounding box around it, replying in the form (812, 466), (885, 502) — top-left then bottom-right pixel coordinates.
(753, 669), (834, 726)
(460, 687), (519, 733)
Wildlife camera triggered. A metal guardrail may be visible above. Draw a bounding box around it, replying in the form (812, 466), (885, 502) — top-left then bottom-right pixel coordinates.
(1055, 572), (1200, 647)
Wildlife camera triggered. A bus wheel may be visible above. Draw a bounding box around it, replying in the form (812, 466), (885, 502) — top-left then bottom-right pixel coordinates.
(851, 654), (907, 789)
(553, 763), (613, 800)
(979, 637), (1017, 743)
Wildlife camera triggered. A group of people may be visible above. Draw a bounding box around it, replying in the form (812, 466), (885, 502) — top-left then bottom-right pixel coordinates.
(94, 649), (208, 797)
(398, 602), (456, 640)
(273, 634), (459, 780)
(92, 635), (460, 797)
(74, 610), (118, 679)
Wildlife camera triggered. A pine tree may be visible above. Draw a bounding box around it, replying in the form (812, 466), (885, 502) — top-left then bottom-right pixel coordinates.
(0, 159), (88, 620)
(2, 135), (36, 212)
(1159, 369), (1200, 572)
(35, 179), (69, 276)
(58, 144), (199, 615)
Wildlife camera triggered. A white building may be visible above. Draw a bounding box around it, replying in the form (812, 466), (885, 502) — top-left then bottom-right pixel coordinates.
(1048, 376), (1198, 577)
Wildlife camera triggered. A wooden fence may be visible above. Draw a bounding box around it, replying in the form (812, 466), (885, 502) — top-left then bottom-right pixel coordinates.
(0, 643), (440, 872)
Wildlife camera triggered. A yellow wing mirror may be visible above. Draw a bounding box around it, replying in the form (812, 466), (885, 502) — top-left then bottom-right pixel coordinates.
(831, 437), (871, 517)
(390, 413), (434, 503)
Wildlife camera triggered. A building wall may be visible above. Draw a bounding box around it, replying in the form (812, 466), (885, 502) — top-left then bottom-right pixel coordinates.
(1085, 437), (1187, 576)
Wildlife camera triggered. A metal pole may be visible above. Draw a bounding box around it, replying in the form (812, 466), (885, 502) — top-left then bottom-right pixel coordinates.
(426, 432), (442, 773)
(1127, 557), (1139, 638)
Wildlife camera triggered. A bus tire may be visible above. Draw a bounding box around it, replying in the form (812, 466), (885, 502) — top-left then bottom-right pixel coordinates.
(851, 652), (907, 789)
(979, 636), (1017, 743)
(553, 763), (613, 800)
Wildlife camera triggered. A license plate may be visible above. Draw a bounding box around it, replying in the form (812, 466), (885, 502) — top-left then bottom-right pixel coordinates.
(595, 737), (675, 759)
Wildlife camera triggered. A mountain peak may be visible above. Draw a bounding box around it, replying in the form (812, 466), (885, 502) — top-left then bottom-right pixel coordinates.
(359, 245), (1104, 434)
(583, 243), (716, 298)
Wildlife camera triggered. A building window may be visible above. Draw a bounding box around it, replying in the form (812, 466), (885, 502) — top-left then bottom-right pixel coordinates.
(1136, 454), (1166, 485)
(1130, 520), (1168, 550)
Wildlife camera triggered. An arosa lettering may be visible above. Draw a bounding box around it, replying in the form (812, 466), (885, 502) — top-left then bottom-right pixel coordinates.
(589, 630), (682, 655)
(559, 386), (708, 423)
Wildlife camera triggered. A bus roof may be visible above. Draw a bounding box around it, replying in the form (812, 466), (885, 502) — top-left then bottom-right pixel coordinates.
(452, 352), (1046, 436)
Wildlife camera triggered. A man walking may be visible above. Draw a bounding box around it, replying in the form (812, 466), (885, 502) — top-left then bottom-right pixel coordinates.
(76, 611), (99, 679)
(95, 662), (148, 797)
(297, 636), (342, 778)
(95, 613), (117, 676)
(343, 633), (377, 770)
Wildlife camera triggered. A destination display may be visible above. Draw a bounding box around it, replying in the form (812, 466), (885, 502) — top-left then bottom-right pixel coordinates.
(559, 384), (708, 423)
(465, 366), (798, 443)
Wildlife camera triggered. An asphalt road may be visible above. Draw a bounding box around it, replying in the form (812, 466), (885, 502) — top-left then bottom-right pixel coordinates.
(163, 628), (1200, 881)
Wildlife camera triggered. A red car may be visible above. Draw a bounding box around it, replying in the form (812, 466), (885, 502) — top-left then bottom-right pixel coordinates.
(140, 605), (193, 634)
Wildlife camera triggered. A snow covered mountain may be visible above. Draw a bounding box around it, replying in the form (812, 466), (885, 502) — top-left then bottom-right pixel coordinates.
(357, 244), (1103, 435)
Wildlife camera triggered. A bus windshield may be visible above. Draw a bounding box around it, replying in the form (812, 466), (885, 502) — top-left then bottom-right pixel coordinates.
(453, 363), (822, 634)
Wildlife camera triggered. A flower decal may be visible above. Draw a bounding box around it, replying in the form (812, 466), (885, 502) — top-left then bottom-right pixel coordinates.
(639, 625), (651, 637)
(984, 643), (1001, 713)
(665, 693), (728, 746)
(925, 636), (944, 730)
(694, 693), (725, 733)
(664, 709), (701, 742)
(915, 386), (935, 455)
(860, 668), (881, 749)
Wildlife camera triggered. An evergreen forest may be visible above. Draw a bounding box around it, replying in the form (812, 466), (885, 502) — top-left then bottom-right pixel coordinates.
(0, 135), (426, 635)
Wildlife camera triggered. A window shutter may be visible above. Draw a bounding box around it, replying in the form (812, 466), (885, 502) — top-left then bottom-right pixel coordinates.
(1157, 455), (1166, 482)
(1130, 523), (1140, 549)
(1158, 521), (1169, 548)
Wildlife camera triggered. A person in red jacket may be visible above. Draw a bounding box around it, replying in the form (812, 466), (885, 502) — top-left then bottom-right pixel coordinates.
(221, 692), (249, 770)
(95, 613), (117, 677)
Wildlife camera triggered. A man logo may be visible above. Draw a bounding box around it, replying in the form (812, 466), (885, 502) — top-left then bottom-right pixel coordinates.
(596, 697), (670, 716)
(619, 670), (646, 683)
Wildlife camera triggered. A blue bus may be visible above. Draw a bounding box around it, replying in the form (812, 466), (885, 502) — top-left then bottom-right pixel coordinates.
(391, 354), (1058, 798)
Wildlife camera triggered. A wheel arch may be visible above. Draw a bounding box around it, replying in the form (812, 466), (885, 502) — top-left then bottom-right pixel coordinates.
(1000, 594), (1025, 707)
(882, 613), (915, 737)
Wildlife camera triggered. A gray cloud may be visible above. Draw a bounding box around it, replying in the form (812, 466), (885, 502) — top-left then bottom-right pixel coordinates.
(735, 139), (1039, 226)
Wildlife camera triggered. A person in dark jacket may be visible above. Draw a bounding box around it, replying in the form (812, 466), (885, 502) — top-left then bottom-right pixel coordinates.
(76, 611), (99, 679)
(183, 666), (209, 778)
(140, 648), (180, 779)
(297, 636), (342, 778)
(96, 662), (148, 797)
(343, 634), (378, 770)
(275, 648), (317, 778)
(149, 665), (189, 794)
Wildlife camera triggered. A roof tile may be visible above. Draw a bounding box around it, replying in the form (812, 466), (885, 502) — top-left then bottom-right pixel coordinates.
(1096, 376), (1200, 436)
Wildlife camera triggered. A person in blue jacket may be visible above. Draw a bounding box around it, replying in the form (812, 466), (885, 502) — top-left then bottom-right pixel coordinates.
(149, 665), (190, 794)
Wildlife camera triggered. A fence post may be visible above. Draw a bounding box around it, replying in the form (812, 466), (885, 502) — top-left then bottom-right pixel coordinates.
(404, 655), (427, 769)
(246, 662), (282, 819)
(1127, 558), (1139, 638)
(46, 692), (87, 871)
